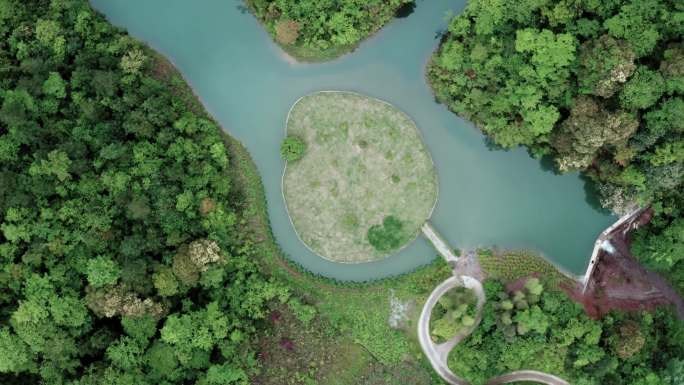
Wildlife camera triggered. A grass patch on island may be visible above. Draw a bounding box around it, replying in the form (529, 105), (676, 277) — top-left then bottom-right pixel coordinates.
(283, 91), (437, 263)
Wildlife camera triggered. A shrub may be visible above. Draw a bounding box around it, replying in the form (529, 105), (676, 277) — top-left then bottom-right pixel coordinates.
(367, 215), (405, 252)
(280, 135), (306, 162)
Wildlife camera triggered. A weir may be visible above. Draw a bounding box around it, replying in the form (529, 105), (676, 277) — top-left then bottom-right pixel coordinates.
(581, 207), (645, 293)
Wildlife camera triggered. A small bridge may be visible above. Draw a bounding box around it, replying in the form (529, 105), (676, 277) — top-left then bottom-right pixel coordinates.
(421, 222), (459, 263)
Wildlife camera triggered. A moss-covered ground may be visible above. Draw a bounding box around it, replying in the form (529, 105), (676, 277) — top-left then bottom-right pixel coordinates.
(283, 91), (437, 263)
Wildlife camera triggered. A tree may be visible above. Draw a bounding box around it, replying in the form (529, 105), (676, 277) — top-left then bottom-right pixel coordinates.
(203, 363), (248, 385)
(619, 66), (665, 110)
(43, 72), (67, 99)
(120, 49), (146, 75)
(577, 35), (636, 98)
(430, 287), (477, 342)
(0, 328), (32, 373)
(604, 0), (664, 57)
(280, 135), (306, 162)
(367, 215), (405, 252)
(552, 96), (638, 171)
(86, 256), (121, 288)
(660, 44), (684, 95)
(274, 19), (300, 45)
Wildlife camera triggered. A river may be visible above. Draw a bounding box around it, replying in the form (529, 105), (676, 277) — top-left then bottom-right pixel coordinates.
(89, 0), (615, 281)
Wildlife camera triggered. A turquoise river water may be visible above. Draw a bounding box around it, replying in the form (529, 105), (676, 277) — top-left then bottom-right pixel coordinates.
(90, 0), (616, 281)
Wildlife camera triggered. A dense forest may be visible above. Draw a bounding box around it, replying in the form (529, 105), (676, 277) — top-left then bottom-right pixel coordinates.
(0, 1), (289, 384)
(2, 1), (684, 384)
(450, 279), (684, 384)
(429, 0), (684, 293)
(245, 0), (414, 60)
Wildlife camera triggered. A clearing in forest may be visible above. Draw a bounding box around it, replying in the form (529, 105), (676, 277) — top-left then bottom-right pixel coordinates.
(282, 91), (437, 263)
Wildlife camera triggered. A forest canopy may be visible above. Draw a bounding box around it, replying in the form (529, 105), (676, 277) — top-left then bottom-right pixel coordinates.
(245, 0), (414, 60)
(0, 1), (287, 384)
(449, 280), (684, 384)
(429, 0), (684, 294)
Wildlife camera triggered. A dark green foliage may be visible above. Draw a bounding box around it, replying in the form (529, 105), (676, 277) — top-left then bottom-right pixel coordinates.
(493, 278), (547, 339)
(577, 34), (636, 98)
(620, 66), (665, 110)
(449, 279), (684, 385)
(429, 0), (684, 297)
(0, 1), (288, 383)
(246, 0), (413, 60)
(366, 215), (405, 252)
(280, 135), (306, 162)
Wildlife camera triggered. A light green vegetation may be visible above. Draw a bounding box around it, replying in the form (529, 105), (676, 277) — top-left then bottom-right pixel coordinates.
(430, 286), (477, 343)
(283, 91), (437, 262)
(251, 275), (445, 385)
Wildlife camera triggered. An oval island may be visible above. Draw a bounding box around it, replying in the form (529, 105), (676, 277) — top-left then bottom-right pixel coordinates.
(282, 91), (438, 263)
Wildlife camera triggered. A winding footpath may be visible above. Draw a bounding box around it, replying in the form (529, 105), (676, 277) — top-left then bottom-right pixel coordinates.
(419, 222), (572, 385)
(417, 275), (485, 385)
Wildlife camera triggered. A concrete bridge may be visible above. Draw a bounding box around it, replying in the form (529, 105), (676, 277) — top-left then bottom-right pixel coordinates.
(421, 221), (459, 264)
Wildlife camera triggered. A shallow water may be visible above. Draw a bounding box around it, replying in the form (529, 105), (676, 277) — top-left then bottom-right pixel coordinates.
(90, 0), (615, 280)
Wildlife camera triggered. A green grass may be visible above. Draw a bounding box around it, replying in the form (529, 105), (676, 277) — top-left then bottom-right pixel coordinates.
(283, 91), (437, 262)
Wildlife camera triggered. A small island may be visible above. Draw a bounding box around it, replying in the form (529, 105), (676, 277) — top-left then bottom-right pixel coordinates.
(282, 91), (437, 263)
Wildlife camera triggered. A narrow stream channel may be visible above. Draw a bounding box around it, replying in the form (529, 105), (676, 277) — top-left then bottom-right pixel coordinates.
(90, 0), (616, 281)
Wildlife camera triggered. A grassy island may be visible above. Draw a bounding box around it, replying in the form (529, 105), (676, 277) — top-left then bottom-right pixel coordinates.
(282, 92), (437, 263)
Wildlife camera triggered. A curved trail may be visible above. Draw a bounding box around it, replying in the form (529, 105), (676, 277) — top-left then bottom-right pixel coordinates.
(486, 371), (571, 385)
(418, 274), (572, 385)
(418, 275), (485, 385)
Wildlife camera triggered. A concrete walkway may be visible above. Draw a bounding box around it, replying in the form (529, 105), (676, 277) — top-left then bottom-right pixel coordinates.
(486, 370), (571, 385)
(422, 222), (459, 264)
